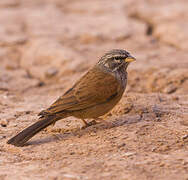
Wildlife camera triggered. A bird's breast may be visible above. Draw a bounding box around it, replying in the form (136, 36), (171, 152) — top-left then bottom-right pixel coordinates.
(115, 68), (127, 91)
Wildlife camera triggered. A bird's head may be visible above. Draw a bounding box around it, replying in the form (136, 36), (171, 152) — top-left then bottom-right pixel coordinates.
(98, 49), (136, 72)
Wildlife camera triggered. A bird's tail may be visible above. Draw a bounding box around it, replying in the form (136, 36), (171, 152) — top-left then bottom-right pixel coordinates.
(7, 115), (59, 147)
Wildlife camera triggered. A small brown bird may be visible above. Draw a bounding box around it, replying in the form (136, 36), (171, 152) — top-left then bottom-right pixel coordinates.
(7, 49), (135, 146)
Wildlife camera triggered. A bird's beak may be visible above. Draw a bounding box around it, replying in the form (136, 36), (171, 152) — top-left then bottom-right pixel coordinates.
(125, 56), (136, 63)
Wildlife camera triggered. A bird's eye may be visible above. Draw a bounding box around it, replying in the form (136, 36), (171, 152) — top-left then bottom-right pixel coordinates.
(114, 57), (121, 63)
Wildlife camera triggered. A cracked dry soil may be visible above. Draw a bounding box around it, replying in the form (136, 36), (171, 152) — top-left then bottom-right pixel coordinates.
(0, 0), (188, 180)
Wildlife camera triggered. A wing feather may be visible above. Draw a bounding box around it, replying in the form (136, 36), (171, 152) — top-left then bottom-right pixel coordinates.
(41, 67), (120, 115)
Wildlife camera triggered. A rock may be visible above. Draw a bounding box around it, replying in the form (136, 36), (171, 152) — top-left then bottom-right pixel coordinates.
(45, 67), (58, 78)
(163, 84), (177, 94)
(0, 119), (8, 127)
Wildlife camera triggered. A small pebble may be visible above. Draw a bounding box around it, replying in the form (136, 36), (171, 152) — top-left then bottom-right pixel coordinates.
(182, 134), (188, 140)
(45, 67), (58, 78)
(163, 84), (177, 94)
(124, 152), (136, 157)
(1, 119), (8, 127)
(0, 135), (6, 139)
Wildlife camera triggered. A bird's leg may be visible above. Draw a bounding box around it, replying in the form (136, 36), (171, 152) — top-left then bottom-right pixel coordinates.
(81, 119), (89, 126)
(93, 118), (103, 123)
(81, 119), (97, 129)
(88, 119), (97, 126)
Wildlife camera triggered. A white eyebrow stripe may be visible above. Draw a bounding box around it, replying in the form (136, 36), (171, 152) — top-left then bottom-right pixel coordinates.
(106, 54), (126, 59)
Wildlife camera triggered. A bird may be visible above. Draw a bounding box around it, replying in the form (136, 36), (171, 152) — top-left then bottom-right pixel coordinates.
(7, 49), (136, 147)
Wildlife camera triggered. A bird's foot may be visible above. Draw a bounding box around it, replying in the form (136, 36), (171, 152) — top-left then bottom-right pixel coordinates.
(81, 119), (98, 129)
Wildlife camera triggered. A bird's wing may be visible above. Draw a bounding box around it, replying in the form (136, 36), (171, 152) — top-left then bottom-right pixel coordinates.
(40, 67), (120, 115)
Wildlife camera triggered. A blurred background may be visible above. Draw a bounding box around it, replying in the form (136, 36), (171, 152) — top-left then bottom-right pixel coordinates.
(0, 0), (187, 94)
(0, 0), (188, 179)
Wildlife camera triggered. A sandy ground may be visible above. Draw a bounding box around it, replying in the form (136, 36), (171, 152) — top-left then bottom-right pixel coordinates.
(0, 0), (188, 179)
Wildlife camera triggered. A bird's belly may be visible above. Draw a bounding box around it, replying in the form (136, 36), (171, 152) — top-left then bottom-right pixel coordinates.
(72, 94), (122, 119)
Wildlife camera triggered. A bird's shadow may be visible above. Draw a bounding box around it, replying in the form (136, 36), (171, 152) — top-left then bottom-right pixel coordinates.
(26, 114), (141, 146)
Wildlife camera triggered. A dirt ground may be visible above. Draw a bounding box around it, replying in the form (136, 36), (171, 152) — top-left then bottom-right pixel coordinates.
(0, 0), (188, 179)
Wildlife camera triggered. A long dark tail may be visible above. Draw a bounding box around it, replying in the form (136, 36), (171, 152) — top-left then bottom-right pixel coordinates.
(7, 116), (59, 147)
